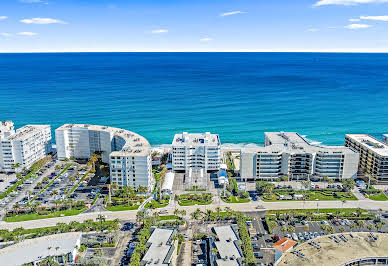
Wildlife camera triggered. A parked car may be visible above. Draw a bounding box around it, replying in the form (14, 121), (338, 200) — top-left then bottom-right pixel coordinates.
(292, 233), (298, 241)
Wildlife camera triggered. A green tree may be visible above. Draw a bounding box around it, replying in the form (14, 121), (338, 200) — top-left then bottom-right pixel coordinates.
(256, 181), (275, 194)
(342, 179), (355, 191)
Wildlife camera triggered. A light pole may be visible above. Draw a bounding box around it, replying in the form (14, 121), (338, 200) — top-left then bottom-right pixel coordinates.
(316, 199), (319, 214)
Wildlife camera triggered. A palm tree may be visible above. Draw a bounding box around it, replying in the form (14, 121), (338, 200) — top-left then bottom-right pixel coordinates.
(287, 225), (295, 232)
(367, 223), (374, 231)
(13, 202), (20, 215)
(339, 227), (346, 233)
(281, 226), (287, 232)
(12, 163), (20, 172)
(357, 220), (366, 229)
(350, 222), (357, 231)
(215, 207), (221, 220)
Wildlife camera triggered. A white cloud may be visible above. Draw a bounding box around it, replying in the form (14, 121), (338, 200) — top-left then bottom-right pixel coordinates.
(349, 18), (361, 21)
(220, 11), (246, 17)
(20, 18), (67, 24)
(151, 29), (168, 34)
(18, 32), (37, 36)
(0, 33), (11, 37)
(314, 0), (388, 6)
(360, 15), (388, 21)
(200, 37), (213, 41)
(344, 23), (372, 29)
(0, 16), (8, 21)
(306, 28), (319, 32)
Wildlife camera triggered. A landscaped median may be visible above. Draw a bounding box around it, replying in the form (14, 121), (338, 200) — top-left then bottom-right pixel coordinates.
(0, 219), (120, 242)
(362, 187), (388, 201)
(0, 156), (51, 200)
(65, 169), (91, 199)
(221, 195), (250, 203)
(261, 188), (357, 201)
(30, 163), (72, 203)
(144, 195), (170, 209)
(177, 193), (213, 206)
(4, 205), (87, 222)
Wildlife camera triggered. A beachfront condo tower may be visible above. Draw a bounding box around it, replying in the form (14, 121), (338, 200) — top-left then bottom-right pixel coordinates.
(55, 124), (153, 190)
(172, 132), (221, 187)
(345, 134), (388, 183)
(0, 122), (52, 173)
(240, 132), (359, 181)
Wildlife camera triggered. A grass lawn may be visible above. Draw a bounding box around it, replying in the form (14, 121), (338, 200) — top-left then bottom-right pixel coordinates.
(266, 208), (367, 215)
(159, 215), (179, 220)
(178, 200), (212, 206)
(105, 204), (140, 211)
(368, 192), (388, 201)
(144, 200), (169, 209)
(4, 208), (86, 222)
(177, 193), (213, 206)
(262, 190), (357, 202)
(221, 196), (250, 203)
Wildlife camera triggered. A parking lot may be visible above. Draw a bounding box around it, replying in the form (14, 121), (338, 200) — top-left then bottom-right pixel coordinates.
(249, 212), (388, 251)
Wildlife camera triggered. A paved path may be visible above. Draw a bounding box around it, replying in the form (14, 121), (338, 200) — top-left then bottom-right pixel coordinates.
(1, 198), (388, 230)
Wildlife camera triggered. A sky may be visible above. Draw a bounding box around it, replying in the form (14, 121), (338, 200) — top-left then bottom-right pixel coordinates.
(0, 0), (388, 52)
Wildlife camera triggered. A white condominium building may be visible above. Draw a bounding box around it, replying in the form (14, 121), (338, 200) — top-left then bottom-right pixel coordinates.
(0, 123), (52, 173)
(0, 121), (15, 140)
(240, 132), (359, 181)
(172, 132), (221, 173)
(345, 134), (388, 182)
(55, 124), (153, 190)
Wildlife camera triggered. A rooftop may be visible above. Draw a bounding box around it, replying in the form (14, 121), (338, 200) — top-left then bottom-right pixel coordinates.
(56, 124), (151, 157)
(276, 232), (388, 266)
(272, 237), (297, 253)
(213, 225), (242, 265)
(346, 134), (388, 156)
(242, 132), (356, 155)
(7, 125), (50, 141)
(172, 132), (220, 147)
(0, 232), (81, 266)
(142, 228), (174, 265)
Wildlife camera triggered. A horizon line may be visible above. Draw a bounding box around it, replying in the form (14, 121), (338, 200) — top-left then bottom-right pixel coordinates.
(1, 49), (388, 54)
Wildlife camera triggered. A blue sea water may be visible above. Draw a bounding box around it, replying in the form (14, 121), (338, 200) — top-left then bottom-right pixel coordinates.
(0, 52), (388, 146)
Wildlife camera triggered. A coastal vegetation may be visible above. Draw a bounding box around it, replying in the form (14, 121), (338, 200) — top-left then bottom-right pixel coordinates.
(4, 200), (87, 222)
(0, 219), (120, 242)
(0, 156), (51, 200)
(105, 186), (144, 211)
(177, 193), (213, 206)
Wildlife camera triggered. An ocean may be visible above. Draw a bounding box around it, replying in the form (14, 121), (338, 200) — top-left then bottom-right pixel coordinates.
(1, 52), (388, 146)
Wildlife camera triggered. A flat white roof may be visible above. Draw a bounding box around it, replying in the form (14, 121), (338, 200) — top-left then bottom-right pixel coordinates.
(346, 134), (388, 156)
(142, 228), (174, 265)
(242, 132), (356, 155)
(56, 124), (150, 157)
(213, 225), (241, 263)
(0, 232), (81, 266)
(162, 172), (174, 191)
(172, 132), (220, 146)
(7, 125), (50, 141)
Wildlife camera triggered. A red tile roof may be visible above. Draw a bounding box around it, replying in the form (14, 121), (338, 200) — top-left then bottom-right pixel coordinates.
(273, 237), (297, 253)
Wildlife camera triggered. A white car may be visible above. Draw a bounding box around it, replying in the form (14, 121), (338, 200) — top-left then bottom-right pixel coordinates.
(292, 233), (299, 241)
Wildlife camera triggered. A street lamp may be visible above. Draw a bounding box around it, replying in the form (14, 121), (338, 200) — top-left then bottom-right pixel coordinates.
(316, 199), (319, 214)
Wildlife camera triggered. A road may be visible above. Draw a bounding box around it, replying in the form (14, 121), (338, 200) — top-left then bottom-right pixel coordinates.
(1, 197), (388, 230)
